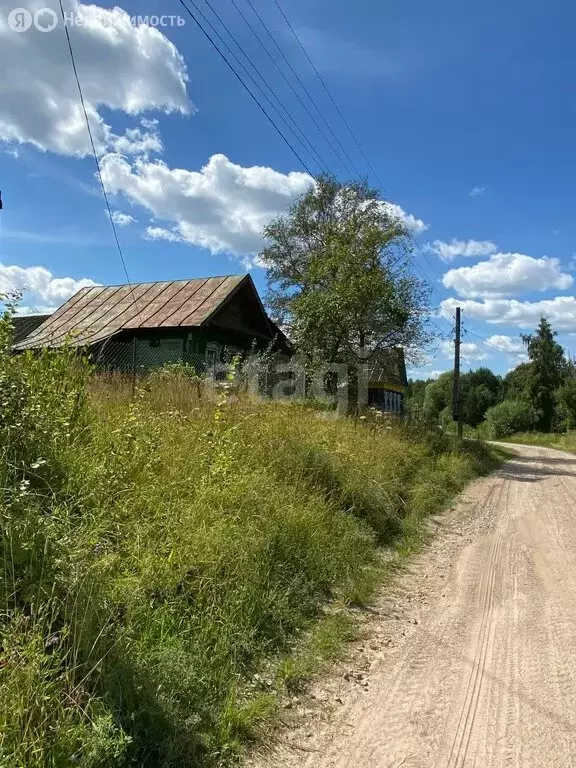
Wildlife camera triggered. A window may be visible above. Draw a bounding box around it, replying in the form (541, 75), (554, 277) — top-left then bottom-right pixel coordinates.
(206, 342), (220, 369)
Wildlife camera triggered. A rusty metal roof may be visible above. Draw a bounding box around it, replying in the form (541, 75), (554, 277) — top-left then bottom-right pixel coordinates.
(13, 275), (248, 350)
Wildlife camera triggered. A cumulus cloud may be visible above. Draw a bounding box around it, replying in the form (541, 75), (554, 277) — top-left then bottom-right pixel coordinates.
(0, 0), (190, 157)
(439, 296), (576, 331)
(442, 253), (573, 299)
(382, 202), (427, 235)
(440, 340), (488, 361)
(110, 210), (137, 227)
(101, 152), (427, 256)
(485, 335), (525, 354)
(469, 186), (486, 197)
(101, 152), (315, 254)
(0, 263), (98, 311)
(406, 368), (447, 381)
(426, 238), (497, 262)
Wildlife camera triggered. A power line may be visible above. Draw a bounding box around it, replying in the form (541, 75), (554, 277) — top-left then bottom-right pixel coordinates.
(197, 0), (332, 174)
(271, 0), (385, 190)
(268, 0), (453, 312)
(465, 328), (528, 362)
(57, 0), (141, 317)
(177, 0), (315, 175)
(223, 0), (347, 176)
(250, 0), (364, 179)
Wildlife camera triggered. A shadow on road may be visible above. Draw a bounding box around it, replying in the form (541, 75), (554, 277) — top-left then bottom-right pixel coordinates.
(498, 454), (576, 482)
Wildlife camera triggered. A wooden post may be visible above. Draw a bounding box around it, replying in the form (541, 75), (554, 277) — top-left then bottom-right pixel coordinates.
(130, 336), (137, 400)
(452, 307), (463, 439)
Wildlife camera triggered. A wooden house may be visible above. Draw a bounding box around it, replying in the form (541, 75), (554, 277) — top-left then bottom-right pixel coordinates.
(12, 274), (290, 371)
(366, 348), (408, 414)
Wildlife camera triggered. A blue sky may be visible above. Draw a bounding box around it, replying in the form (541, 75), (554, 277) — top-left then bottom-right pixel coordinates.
(1, 0), (575, 376)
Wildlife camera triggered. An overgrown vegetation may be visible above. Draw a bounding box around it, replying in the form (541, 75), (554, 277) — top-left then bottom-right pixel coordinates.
(0, 312), (498, 767)
(498, 431), (576, 453)
(407, 318), (576, 440)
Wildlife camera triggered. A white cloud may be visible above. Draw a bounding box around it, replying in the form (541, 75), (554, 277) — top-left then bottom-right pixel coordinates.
(101, 153), (427, 256)
(14, 304), (60, 316)
(0, 0), (190, 157)
(439, 296), (576, 331)
(110, 210), (136, 227)
(382, 202), (428, 234)
(426, 238), (497, 262)
(0, 263), (98, 309)
(469, 186), (486, 197)
(485, 335), (525, 354)
(442, 253), (573, 299)
(144, 226), (182, 242)
(406, 368), (447, 381)
(110, 121), (163, 157)
(440, 340), (488, 361)
(101, 152), (315, 255)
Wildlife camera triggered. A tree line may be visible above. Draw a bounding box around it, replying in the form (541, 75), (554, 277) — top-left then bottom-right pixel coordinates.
(407, 318), (576, 438)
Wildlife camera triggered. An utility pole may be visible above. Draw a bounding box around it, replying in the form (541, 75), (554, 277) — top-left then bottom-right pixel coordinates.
(452, 307), (463, 439)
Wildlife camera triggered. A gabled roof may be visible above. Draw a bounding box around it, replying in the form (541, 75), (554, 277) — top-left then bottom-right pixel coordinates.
(13, 274), (255, 350)
(366, 348), (408, 388)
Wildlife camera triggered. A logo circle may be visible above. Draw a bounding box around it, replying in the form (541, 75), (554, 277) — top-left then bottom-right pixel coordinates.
(34, 7), (58, 32)
(7, 7), (33, 31)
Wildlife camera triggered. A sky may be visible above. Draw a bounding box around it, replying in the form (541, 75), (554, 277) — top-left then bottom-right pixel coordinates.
(0, 0), (575, 377)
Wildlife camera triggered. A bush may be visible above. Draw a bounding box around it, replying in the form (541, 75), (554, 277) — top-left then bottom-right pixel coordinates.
(484, 399), (538, 439)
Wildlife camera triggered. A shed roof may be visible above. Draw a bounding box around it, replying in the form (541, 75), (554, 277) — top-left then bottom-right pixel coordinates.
(13, 275), (251, 350)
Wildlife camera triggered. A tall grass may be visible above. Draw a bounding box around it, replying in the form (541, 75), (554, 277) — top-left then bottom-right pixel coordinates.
(498, 431), (576, 453)
(0, 321), (499, 767)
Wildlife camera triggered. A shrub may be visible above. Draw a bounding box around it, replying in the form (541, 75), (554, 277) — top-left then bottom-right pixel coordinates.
(484, 399), (538, 439)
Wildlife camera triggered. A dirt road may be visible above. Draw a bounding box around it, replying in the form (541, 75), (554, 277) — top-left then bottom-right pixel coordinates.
(253, 444), (576, 768)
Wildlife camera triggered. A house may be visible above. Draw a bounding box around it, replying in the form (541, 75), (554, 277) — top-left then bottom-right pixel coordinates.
(366, 348), (408, 414)
(12, 274), (290, 372)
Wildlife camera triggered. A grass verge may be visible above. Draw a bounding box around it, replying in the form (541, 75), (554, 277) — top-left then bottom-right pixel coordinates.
(497, 431), (576, 454)
(0, 340), (501, 767)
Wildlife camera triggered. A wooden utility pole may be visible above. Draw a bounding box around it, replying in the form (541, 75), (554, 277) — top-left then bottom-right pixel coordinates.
(452, 307), (463, 439)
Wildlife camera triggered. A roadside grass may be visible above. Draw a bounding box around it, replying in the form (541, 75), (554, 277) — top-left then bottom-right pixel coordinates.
(497, 431), (576, 454)
(0, 338), (501, 767)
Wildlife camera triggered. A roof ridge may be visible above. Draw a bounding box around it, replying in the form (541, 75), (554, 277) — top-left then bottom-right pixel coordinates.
(84, 274), (246, 290)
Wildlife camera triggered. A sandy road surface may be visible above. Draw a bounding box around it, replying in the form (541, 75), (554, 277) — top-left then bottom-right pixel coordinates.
(252, 444), (576, 768)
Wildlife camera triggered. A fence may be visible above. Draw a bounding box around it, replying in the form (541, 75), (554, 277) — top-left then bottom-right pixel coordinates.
(89, 340), (406, 415)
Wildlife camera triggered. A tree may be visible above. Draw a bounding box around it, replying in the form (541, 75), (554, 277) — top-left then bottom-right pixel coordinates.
(460, 368), (501, 427)
(557, 367), (576, 429)
(422, 372), (452, 422)
(503, 362), (532, 401)
(261, 176), (430, 365)
(484, 400), (538, 439)
(521, 318), (567, 432)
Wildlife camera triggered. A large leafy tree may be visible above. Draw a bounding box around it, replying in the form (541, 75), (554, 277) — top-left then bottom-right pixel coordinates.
(521, 318), (567, 432)
(503, 362), (533, 401)
(261, 176), (430, 364)
(461, 368), (501, 427)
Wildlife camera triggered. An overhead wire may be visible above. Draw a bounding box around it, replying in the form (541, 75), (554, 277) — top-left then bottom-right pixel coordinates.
(266, 0), (459, 318)
(197, 0), (333, 174)
(271, 0), (385, 190)
(176, 0), (315, 175)
(239, 0), (361, 178)
(223, 0), (352, 176)
(465, 327), (528, 362)
(57, 0), (143, 319)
